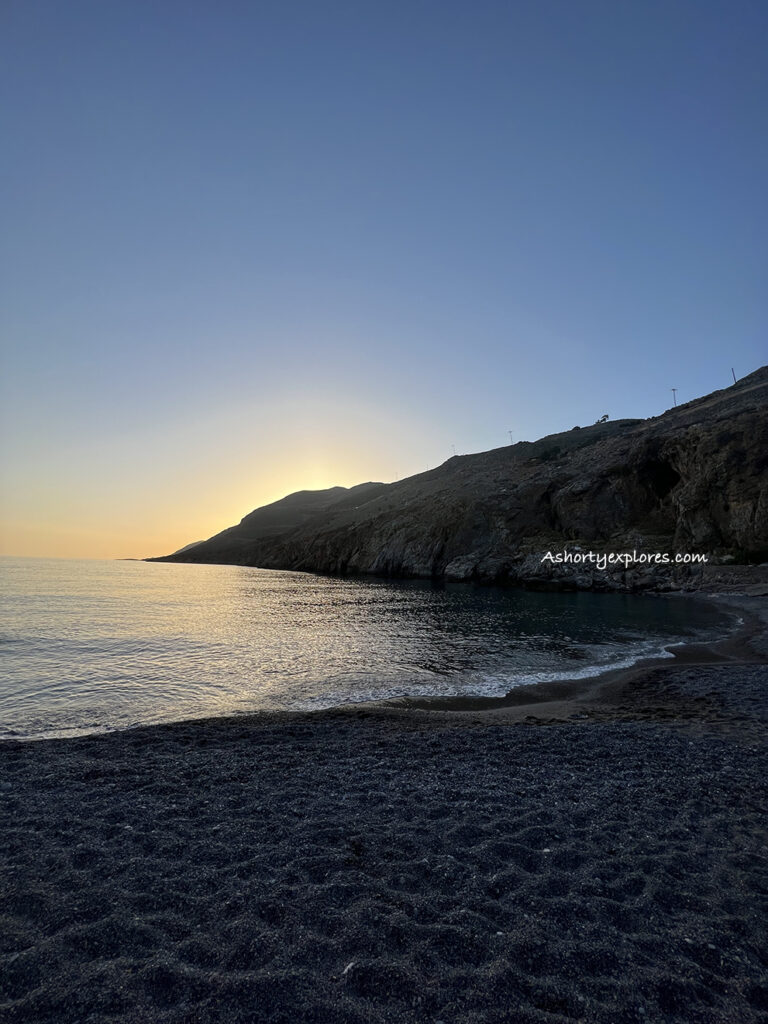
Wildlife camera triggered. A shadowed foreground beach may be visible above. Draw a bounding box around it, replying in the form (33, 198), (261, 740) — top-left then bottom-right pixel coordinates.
(1, 601), (767, 1024)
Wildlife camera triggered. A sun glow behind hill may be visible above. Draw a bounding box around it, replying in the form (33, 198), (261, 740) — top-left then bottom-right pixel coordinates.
(1, 3), (765, 558)
(0, 394), (446, 559)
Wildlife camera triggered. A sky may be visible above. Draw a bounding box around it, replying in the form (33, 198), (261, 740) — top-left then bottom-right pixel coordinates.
(1, 0), (766, 559)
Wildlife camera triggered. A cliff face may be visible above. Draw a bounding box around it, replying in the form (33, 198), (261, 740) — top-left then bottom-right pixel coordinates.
(152, 368), (768, 589)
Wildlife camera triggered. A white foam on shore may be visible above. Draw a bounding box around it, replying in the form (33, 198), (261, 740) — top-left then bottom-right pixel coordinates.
(493, 643), (678, 694)
(267, 639), (683, 711)
(3, 606), (739, 741)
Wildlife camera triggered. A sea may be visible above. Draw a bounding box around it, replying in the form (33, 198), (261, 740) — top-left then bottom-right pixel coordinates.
(0, 557), (734, 740)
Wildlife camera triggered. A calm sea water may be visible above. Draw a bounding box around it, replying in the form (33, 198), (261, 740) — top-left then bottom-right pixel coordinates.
(0, 557), (732, 740)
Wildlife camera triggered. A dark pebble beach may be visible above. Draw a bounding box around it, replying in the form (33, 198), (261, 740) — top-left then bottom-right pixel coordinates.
(2, 602), (768, 1024)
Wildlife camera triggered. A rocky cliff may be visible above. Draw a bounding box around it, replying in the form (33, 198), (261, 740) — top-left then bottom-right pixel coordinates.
(151, 367), (768, 590)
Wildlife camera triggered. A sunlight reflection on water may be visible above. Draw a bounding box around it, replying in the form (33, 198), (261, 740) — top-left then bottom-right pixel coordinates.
(0, 557), (731, 739)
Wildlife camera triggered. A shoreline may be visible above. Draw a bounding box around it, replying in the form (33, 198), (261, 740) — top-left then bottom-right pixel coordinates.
(373, 591), (768, 725)
(4, 592), (765, 745)
(2, 597), (767, 1022)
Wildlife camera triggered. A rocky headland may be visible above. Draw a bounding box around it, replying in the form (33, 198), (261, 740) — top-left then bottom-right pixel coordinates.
(151, 367), (768, 591)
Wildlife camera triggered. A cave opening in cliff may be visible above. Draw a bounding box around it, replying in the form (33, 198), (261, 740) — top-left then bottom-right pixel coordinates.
(642, 458), (681, 501)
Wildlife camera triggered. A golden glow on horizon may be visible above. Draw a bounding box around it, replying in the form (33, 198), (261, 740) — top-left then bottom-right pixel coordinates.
(0, 470), (361, 559)
(0, 429), (439, 559)
(0, 390), (450, 559)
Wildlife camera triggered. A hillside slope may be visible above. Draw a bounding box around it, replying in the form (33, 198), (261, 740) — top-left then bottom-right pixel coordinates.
(163, 482), (387, 565)
(151, 368), (768, 588)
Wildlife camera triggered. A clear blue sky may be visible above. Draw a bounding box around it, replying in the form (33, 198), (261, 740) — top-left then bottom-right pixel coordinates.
(1, 0), (766, 557)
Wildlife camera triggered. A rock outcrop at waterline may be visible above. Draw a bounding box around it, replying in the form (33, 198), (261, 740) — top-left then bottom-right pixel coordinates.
(150, 367), (768, 590)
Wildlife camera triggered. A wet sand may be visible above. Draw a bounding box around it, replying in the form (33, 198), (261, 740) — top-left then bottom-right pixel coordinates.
(1, 596), (767, 1023)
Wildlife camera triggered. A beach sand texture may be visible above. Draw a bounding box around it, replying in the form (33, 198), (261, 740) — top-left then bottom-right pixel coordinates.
(1, 605), (767, 1023)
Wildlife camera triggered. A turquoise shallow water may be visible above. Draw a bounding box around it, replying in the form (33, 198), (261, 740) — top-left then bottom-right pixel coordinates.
(0, 557), (733, 739)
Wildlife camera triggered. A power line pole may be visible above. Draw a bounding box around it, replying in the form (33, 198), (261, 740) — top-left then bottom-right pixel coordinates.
(731, 367), (737, 385)
(508, 430), (513, 445)
(671, 388), (677, 407)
